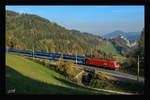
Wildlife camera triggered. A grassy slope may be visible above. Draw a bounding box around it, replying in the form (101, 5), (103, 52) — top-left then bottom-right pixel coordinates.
(6, 53), (113, 95)
(100, 41), (120, 56)
(114, 56), (127, 64)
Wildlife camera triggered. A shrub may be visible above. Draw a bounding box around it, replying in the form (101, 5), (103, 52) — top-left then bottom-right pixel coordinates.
(56, 60), (81, 81)
(44, 60), (50, 67)
(72, 67), (80, 76)
(63, 61), (74, 79)
(89, 72), (111, 88)
(56, 57), (64, 72)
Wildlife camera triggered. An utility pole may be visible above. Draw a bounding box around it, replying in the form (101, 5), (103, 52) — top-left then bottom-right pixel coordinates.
(76, 51), (77, 64)
(6, 47), (8, 53)
(91, 48), (92, 58)
(137, 55), (140, 81)
(46, 46), (49, 53)
(32, 47), (34, 59)
(61, 54), (63, 59)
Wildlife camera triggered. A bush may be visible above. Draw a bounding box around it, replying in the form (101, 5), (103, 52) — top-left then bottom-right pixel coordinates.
(56, 57), (64, 72)
(44, 60), (50, 67)
(72, 67), (80, 76)
(90, 79), (111, 88)
(89, 72), (111, 88)
(56, 59), (81, 81)
(63, 61), (74, 79)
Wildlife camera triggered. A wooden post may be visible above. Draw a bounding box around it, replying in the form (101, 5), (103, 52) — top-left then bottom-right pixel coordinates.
(137, 55), (140, 81)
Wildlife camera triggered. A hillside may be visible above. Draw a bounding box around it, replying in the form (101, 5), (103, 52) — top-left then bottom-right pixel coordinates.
(100, 41), (120, 56)
(6, 53), (115, 95)
(109, 35), (136, 57)
(70, 29), (106, 46)
(6, 10), (120, 59)
(70, 29), (120, 56)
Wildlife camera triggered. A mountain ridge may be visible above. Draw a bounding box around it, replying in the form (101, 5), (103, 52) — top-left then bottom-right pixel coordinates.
(101, 30), (141, 42)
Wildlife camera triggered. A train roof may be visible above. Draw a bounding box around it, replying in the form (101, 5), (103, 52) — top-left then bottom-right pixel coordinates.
(87, 57), (117, 62)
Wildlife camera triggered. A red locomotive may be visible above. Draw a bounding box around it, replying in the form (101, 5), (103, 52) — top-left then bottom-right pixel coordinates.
(85, 58), (120, 69)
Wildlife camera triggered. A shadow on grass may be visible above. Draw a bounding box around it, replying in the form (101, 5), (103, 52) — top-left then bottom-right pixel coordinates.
(6, 65), (98, 95)
(53, 76), (87, 89)
(52, 76), (113, 95)
(111, 80), (144, 94)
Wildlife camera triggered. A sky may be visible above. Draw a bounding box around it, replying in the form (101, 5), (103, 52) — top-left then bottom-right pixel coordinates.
(6, 6), (144, 35)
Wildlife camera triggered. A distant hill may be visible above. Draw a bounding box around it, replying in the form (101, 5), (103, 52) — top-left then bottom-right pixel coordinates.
(109, 34), (138, 57)
(124, 32), (141, 42)
(102, 30), (141, 42)
(102, 30), (126, 39)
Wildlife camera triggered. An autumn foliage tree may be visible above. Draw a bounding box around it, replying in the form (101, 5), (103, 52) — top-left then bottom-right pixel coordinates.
(56, 57), (80, 80)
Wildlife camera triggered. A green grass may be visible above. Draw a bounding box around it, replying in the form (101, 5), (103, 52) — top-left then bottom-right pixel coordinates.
(113, 55), (127, 64)
(101, 41), (120, 56)
(111, 81), (144, 94)
(6, 53), (115, 95)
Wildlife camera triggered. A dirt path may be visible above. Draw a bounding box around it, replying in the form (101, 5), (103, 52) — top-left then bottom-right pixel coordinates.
(74, 70), (84, 79)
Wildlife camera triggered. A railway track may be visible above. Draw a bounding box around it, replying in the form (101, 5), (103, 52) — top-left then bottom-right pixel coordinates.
(78, 64), (144, 83)
(47, 59), (144, 83)
(8, 52), (145, 83)
(32, 55), (144, 83)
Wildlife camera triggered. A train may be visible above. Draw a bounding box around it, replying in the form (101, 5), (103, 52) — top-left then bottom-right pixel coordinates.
(6, 49), (120, 70)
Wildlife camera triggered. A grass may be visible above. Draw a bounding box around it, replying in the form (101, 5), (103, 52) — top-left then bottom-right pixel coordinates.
(90, 79), (144, 94)
(88, 72), (144, 95)
(101, 41), (120, 56)
(113, 55), (127, 64)
(110, 80), (144, 94)
(6, 53), (116, 95)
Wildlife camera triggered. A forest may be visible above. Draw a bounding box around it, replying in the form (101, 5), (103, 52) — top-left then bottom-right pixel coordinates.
(6, 10), (118, 60)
